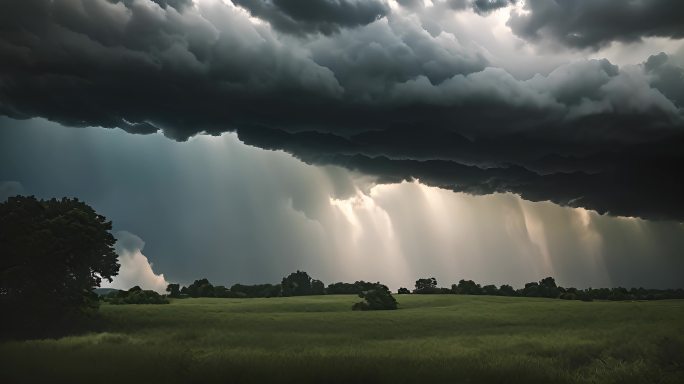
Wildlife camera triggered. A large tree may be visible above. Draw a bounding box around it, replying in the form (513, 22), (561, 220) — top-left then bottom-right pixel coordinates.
(0, 196), (119, 334)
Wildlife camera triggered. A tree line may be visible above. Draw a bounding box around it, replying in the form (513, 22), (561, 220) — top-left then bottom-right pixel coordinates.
(164, 273), (396, 299)
(163, 274), (684, 303)
(405, 276), (684, 301)
(163, 271), (397, 310)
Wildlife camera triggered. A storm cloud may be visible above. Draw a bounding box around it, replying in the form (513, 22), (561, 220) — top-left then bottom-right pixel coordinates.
(508, 0), (684, 50)
(231, 0), (389, 35)
(448, 0), (517, 15)
(2, 119), (683, 289)
(1, 0), (683, 220)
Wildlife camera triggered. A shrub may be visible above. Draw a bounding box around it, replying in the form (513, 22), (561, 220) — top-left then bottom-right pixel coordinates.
(352, 284), (398, 311)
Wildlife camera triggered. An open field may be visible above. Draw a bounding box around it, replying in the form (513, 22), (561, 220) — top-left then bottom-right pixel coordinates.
(1, 295), (683, 383)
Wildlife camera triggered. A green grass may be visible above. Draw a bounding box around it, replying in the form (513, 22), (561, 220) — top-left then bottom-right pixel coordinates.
(1, 295), (683, 383)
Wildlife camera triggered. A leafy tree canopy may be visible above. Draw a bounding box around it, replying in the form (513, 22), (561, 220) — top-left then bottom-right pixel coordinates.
(281, 270), (314, 296)
(352, 284), (398, 311)
(0, 196), (119, 335)
(414, 277), (438, 293)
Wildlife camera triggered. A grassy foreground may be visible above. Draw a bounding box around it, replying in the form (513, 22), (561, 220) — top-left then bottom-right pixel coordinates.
(1, 295), (683, 384)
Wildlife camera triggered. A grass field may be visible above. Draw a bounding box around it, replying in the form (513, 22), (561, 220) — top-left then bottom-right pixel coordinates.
(1, 295), (683, 383)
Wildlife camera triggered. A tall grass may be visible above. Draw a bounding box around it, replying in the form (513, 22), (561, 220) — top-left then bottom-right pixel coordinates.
(1, 295), (682, 383)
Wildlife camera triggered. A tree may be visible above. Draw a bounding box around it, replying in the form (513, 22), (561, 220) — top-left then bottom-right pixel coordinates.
(482, 284), (500, 296)
(352, 284), (398, 311)
(281, 270), (314, 296)
(538, 277), (560, 298)
(414, 277), (438, 293)
(104, 286), (168, 305)
(0, 196), (120, 335)
(213, 285), (231, 298)
(311, 279), (325, 295)
(498, 284), (516, 296)
(166, 283), (181, 298)
(455, 279), (482, 295)
(184, 278), (215, 297)
(522, 281), (540, 297)
(397, 287), (411, 294)
(230, 283), (281, 298)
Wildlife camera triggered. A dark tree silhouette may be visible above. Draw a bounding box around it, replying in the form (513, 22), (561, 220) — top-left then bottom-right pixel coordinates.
(499, 284), (516, 296)
(104, 286), (168, 305)
(281, 270), (314, 296)
(397, 287), (411, 294)
(311, 279), (325, 295)
(454, 279), (482, 295)
(352, 284), (398, 311)
(166, 283), (181, 298)
(327, 281), (385, 294)
(230, 283), (282, 298)
(414, 277), (438, 293)
(482, 284), (500, 296)
(0, 196), (119, 335)
(183, 278), (215, 297)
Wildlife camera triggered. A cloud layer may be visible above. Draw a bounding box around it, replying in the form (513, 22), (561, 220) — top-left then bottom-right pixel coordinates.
(0, 0), (683, 220)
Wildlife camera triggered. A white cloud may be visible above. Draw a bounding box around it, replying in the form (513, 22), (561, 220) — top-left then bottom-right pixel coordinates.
(101, 231), (169, 293)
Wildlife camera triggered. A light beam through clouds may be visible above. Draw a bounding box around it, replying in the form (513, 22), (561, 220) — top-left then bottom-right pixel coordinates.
(2, 118), (682, 290)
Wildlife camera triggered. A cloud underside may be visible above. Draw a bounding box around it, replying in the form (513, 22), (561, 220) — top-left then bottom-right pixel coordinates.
(1, 0), (684, 220)
(509, 0), (684, 50)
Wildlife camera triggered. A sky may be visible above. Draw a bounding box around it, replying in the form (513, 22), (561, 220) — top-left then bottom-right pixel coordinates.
(1, 0), (684, 291)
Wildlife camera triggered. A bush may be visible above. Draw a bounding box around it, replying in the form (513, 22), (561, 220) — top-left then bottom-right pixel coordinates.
(352, 284), (398, 311)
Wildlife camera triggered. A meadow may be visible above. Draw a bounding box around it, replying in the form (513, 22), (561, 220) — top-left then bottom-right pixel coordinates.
(1, 295), (682, 384)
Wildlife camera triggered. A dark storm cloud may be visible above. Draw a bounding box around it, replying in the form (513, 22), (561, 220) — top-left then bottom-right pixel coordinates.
(109, 0), (193, 10)
(447, 0), (517, 15)
(1, 0), (684, 220)
(231, 0), (389, 35)
(508, 0), (684, 50)
(645, 52), (684, 108)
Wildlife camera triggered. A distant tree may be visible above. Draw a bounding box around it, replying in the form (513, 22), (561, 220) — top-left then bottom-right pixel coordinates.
(414, 277), (438, 293)
(327, 282), (359, 294)
(482, 284), (500, 296)
(230, 283), (282, 298)
(538, 277), (560, 298)
(539, 277), (557, 288)
(185, 278), (215, 297)
(456, 279), (482, 295)
(522, 282), (540, 297)
(311, 279), (325, 295)
(0, 196), (120, 335)
(213, 285), (231, 298)
(327, 281), (390, 295)
(104, 286), (168, 305)
(281, 270), (314, 296)
(499, 284), (516, 296)
(166, 283), (181, 298)
(397, 287), (411, 294)
(352, 284), (398, 311)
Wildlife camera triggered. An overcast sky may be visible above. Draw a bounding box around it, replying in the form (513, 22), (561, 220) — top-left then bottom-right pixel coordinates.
(1, 1), (683, 290)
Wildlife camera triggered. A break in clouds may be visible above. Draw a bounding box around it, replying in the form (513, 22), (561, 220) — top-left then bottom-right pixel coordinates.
(1, 0), (684, 221)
